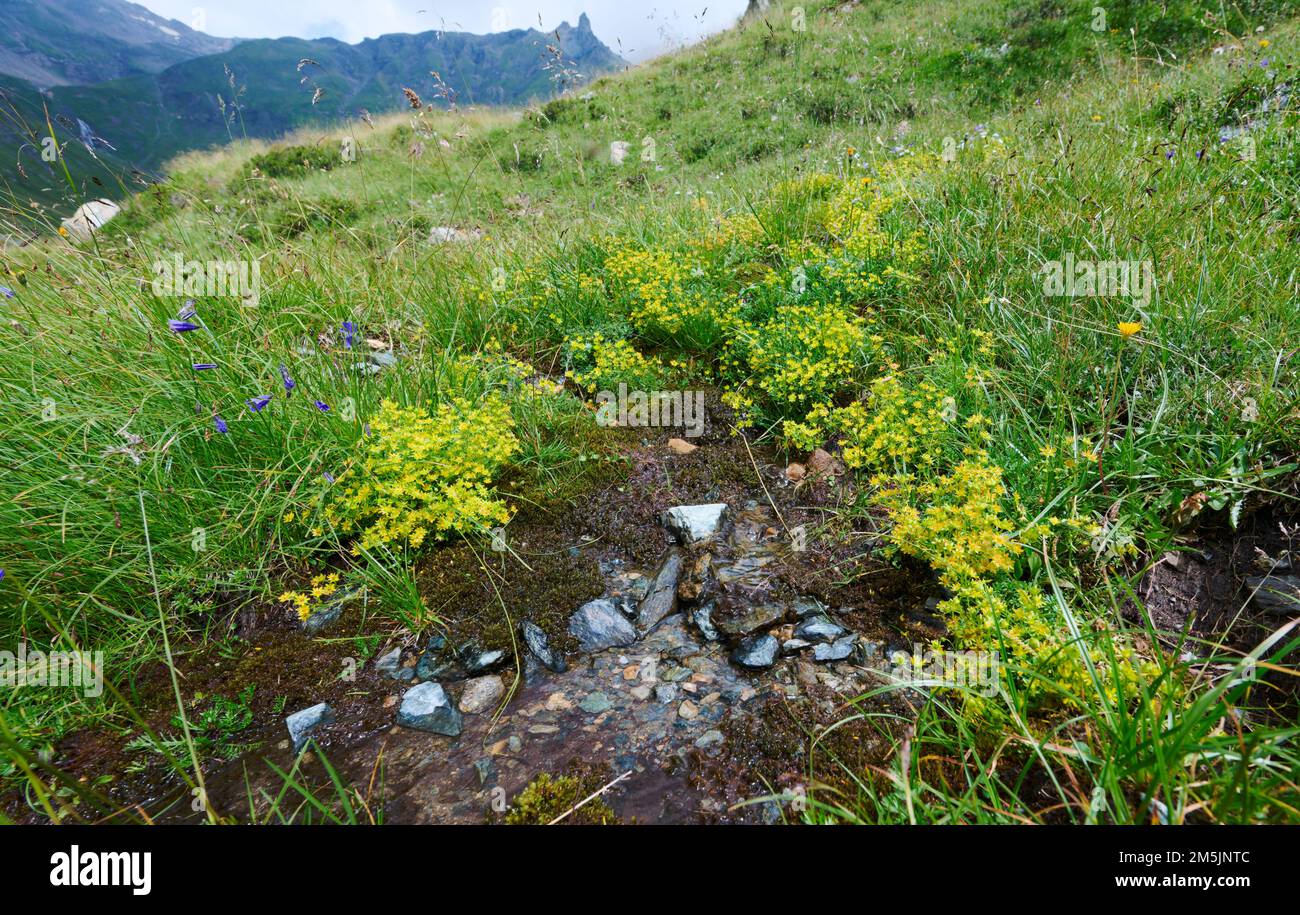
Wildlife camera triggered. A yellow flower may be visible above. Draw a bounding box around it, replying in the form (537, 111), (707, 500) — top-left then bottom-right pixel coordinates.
(1117, 321), (1142, 337)
(1259, 38), (1270, 48)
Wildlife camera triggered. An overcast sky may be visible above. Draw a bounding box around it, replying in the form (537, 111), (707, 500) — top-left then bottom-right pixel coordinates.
(135, 1), (751, 62)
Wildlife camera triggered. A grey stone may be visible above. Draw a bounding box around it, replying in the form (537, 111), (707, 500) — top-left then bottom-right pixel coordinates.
(374, 647), (403, 678)
(662, 503), (729, 545)
(782, 638), (812, 654)
(731, 634), (780, 669)
(302, 588), (359, 634)
(580, 691), (614, 714)
(715, 602), (785, 638)
(637, 550), (684, 632)
(458, 675), (505, 714)
(692, 603), (721, 641)
(570, 598), (638, 651)
(654, 683), (679, 704)
(285, 702), (334, 751)
(794, 614), (847, 643)
(473, 757), (497, 786)
(415, 634), (463, 681)
(791, 597), (827, 618)
(461, 646), (505, 674)
(521, 620), (566, 672)
(695, 729), (724, 749)
(397, 682), (463, 736)
(1246, 575), (1300, 615)
(814, 635), (857, 662)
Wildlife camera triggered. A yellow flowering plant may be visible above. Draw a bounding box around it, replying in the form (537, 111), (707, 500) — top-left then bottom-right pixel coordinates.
(279, 572), (341, 622)
(325, 397), (520, 551)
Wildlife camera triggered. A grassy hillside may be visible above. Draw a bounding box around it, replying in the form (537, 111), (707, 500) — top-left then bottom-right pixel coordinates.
(2, 0), (1298, 825)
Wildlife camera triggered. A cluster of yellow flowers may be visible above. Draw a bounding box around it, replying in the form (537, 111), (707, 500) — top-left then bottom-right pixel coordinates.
(601, 242), (741, 348)
(324, 397), (519, 551)
(785, 376), (952, 471)
(874, 451), (1137, 708)
(279, 572), (341, 622)
(876, 456), (1022, 580)
(563, 332), (666, 393)
(729, 299), (868, 415)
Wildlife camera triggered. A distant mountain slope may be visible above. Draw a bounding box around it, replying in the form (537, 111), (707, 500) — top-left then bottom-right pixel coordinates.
(0, 11), (625, 211)
(0, 0), (236, 87)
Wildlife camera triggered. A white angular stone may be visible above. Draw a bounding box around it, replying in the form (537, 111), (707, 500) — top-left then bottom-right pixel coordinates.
(662, 503), (728, 545)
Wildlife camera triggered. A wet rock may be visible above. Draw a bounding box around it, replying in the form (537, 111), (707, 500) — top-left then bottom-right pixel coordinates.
(678, 700), (699, 720)
(397, 682), (463, 736)
(521, 655), (546, 687)
(374, 647), (403, 678)
(730, 634), (780, 669)
(458, 675), (505, 714)
(580, 691), (614, 714)
(691, 603), (721, 642)
(663, 503), (729, 545)
(415, 635), (463, 681)
(794, 614), (847, 643)
(473, 757), (497, 786)
(654, 683), (679, 704)
(814, 635), (857, 662)
(285, 702), (334, 751)
(791, 597), (826, 619)
(637, 550), (683, 632)
(695, 729), (724, 749)
(521, 620), (567, 672)
(782, 638), (811, 654)
(714, 554), (776, 589)
(1246, 575), (1300, 615)
(715, 602), (785, 638)
(570, 598), (638, 651)
(302, 588), (359, 635)
(460, 645), (506, 674)
(677, 552), (716, 603)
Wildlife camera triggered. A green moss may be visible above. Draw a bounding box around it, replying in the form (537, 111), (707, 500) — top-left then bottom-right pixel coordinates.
(505, 768), (618, 825)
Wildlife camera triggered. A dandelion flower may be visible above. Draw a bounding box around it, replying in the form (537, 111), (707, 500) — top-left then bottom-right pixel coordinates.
(1117, 321), (1142, 337)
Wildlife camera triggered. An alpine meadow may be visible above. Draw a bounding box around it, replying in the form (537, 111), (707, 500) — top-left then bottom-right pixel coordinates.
(0, 0), (1298, 847)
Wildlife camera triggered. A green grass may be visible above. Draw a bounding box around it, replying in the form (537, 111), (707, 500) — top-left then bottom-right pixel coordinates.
(1, 0), (1298, 824)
